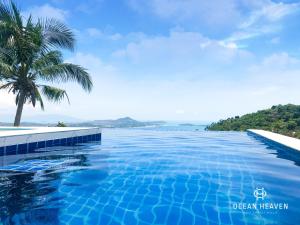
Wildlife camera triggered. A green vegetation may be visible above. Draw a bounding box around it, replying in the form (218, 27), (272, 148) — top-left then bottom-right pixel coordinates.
(0, 1), (92, 126)
(206, 104), (300, 138)
(56, 122), (67, 127)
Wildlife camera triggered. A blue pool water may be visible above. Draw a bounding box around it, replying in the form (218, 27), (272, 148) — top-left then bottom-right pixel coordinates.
(0, 128), (300, 225)
(0, 128), (31, 131)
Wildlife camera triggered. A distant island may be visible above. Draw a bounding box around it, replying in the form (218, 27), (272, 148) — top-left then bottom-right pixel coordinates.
(179, 123), (198, 126)
(0, 117), (165, 128)
(69, 117), (165, 128)
(206, 104), (300, 138)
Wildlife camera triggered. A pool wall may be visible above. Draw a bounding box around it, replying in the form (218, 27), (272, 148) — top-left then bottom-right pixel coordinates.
(0, 127), (101, 156)
(247, 129), (300, 152)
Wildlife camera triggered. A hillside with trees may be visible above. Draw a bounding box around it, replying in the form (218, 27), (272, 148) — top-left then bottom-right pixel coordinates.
(206, 104), (300, 138)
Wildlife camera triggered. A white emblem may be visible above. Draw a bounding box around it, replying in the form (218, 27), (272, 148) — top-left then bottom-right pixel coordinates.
(254, 188), (267, 200)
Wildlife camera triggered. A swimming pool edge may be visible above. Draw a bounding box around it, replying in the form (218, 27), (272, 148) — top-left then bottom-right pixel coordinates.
(0, 127), (101, 156)
(247, 129), (300, 152)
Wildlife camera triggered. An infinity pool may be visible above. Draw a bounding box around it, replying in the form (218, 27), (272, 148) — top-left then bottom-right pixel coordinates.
(0, 129), (300, 225)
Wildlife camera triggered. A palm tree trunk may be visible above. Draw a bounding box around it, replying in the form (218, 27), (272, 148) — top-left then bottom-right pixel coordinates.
(14, 92), (25, 127)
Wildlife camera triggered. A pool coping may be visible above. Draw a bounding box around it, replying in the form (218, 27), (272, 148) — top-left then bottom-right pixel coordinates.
(0, 126), (101, 156)
(247, 129), (300, 152)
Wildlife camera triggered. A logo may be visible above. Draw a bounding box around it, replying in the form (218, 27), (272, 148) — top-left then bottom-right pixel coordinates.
(231, 187), (289, 213)
(253, 187), (267, 200)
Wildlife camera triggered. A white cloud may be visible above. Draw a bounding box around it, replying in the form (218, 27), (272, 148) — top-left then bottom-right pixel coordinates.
(254, 52), (300, 70)
(127, 0), (299, 28)
(0, 90), (19, 121)
(175, 109), (185, 115)
(86, 28), (103, 38)
(243, 53), (300, 100)
(110, 33), (123, 41)
(128, 0), (299, 43)
(66, 52), (117, 74)
(112, 30), (253, 79)
(230, 1), (299, 43)
(263, 52), (299, 66)
(250, 86), (280, 97)
(127, 0), (242, 28)
(218, 41), (238, 49)
(86, 28), (122, 40)
(225, 25), (280, 43)
(0, 91), (15, 107)
(75, 0), (105, 14)
(23, 4), (69, 21)
(240, 1), (300, 29)
(270, 37), (280, 44)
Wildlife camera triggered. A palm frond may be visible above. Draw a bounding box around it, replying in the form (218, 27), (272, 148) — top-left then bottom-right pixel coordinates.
(0, 60), (13, 75)
(28, 84), (44, 109)
(0, 1), (23, 40)
(0, 46), (15, 62)
(34, 87), (44, 109)
(40, 85), (69, 103)
(10, 1), (22, 28)
(0, 2), (15, 46)
(0, 1), (12, 22)
(40, 18), (75, 50)
(0, 82), (14, 91)
(37, 63), (92, 92)
(32, 50), (63, 70)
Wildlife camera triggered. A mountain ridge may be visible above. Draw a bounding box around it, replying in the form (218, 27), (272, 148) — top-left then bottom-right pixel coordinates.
(0, 117), (165, 128)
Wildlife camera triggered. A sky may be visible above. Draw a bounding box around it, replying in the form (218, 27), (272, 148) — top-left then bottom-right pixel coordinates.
(1, 0), (300, 122)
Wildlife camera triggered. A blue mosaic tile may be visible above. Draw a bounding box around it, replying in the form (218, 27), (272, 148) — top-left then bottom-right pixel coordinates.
(0, 133), (101, 157)
(67, 137), (73, 146)
(0, 147), (4, 156)
(61, 138), (67, 146)
(6, 145), (17, 155)
(96, 134), (101, 141)
(83, 136), (88, 143)
(17, 144), (28, 154)
(28, 142), (37, 153)
(38, 141), (46, 148)
(46, 140), (53, 147)
(53, 139), (60, 146)
(72, 136), (78, 145)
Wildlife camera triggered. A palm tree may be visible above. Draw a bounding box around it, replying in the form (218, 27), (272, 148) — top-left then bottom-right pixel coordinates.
(0, 1), (92, 126)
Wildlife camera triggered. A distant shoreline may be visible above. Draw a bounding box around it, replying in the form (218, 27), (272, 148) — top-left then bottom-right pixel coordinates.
(0, 117), (166, 128)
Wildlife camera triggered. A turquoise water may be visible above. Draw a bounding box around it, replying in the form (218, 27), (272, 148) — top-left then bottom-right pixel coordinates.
(0, 128), (300, 224)
(0, 127), (31, 131)
(135, 124), (207, 132)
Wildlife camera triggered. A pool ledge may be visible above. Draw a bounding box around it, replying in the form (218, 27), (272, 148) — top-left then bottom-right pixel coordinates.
(0, 127), (101, 156)
(247, 129), (300, 152)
